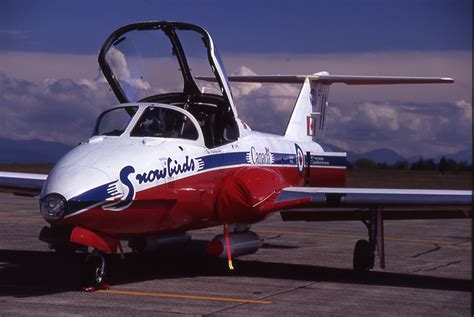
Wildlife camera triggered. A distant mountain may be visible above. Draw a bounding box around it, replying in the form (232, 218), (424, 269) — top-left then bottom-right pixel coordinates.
(322, 144), (406, 164)
(440, 149), (472, 163)
(0, 138), (73, 163)
(357, 148), (407, 165)
(323, 143), (472, 165)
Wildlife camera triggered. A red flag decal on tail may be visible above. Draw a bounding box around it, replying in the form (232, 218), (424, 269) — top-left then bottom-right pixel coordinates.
(307, 116), (315, 136)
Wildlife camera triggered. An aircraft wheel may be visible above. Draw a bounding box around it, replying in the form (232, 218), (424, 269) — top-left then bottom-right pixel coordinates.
(353, 239), (371, 272)
(80, 253), (106, 290)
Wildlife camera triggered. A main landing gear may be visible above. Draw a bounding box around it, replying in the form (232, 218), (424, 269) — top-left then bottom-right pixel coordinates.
(80, 250), (109, 291)
(353, 207), (385, 273)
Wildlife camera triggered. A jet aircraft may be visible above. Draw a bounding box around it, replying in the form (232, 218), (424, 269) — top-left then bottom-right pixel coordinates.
(0, 21), (471, 290)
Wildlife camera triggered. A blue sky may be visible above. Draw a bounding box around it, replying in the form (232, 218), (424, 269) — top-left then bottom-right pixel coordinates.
(0, 0), (472, 159)
(1, 0), (471, 54)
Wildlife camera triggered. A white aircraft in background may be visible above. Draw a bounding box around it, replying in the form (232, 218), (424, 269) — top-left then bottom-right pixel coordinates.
(0, 21), (471, 291)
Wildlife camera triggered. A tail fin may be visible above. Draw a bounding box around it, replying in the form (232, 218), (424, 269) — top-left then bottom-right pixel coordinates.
(284, 76), (327, 142)
(196, 73), (453, 142)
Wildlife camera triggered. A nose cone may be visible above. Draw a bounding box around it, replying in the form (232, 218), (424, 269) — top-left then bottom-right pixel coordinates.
(41, 165), (115, 220)
(41, 139), (128, 221)
(42, 165), (112, 200)
(40, 139), (147, 221)
(41, 140), (127, 200)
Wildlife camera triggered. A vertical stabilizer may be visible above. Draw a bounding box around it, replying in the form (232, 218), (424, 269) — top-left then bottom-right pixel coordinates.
(284, 73), (329, 142)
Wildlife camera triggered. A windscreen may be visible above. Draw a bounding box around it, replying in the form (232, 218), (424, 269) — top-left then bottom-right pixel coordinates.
(93, 106), (138, 136)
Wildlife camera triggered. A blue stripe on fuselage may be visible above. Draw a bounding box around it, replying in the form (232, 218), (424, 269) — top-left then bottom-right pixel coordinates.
(197, 152), (248, 170)
(66, 180), (116, 216)
(195, 152), (345, 170)
(310, 155), (346, 167)
(273, 153), (297, 165)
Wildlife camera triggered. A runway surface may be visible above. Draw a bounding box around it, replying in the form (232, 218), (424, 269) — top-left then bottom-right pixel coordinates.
(0, 193), (471, 315)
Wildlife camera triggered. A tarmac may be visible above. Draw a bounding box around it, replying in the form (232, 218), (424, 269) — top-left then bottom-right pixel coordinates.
(0, 192), (471, 316)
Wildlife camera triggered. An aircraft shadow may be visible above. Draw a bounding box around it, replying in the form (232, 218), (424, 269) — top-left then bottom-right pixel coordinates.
(0, 239), (470, 298)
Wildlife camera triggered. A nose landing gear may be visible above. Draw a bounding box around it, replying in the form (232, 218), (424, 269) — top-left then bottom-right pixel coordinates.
(80, 250), (109, 292)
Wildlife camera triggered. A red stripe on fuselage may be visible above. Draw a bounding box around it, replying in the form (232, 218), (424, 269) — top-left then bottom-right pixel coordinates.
(59, 166), (345, 238)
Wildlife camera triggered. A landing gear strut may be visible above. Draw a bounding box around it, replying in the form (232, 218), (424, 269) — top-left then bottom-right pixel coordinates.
(353, 207), (385, 272)
(80, 250), (108, 291)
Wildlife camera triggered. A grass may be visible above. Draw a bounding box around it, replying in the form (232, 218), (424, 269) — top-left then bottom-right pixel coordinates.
(347, 169), (471, 190)
(0, 164), (471, 190)
(0, 163), (54, 174)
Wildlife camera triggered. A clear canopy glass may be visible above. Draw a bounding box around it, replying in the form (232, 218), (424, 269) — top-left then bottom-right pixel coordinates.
(93, 106), (138, 136)
(130, 106), (199, 140)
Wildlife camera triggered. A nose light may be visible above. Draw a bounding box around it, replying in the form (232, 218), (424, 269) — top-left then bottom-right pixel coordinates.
(40, 194), (67, 220)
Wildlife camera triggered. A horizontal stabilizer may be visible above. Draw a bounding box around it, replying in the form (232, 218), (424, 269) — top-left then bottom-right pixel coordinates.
(196, 74), (454, 85)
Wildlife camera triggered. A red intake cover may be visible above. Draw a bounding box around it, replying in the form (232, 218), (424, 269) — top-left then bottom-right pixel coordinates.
(216, 167), (285, 223)
(70, 227), (119, 254)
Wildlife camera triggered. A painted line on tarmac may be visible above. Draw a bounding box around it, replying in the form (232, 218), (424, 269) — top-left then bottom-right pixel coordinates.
(256, 229), (470, 246)
(0, 284), (272, 305)
(97, 289), (272, 305)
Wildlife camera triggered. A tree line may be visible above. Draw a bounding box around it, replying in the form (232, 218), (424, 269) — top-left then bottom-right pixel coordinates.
(348, 157), (472, 172)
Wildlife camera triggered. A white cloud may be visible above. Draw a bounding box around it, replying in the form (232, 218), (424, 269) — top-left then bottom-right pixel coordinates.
(0, 73), (116, 145)
(0, 49), (471, 159)
(455, 100), (472, 122)
(325, 100), (472, 157)
(230, 66), (262, 98)
(2, 50), (470, 103)
(358, 103), (399, 131)
(106, 48), (151, 90)
(230, 67), (300, 134)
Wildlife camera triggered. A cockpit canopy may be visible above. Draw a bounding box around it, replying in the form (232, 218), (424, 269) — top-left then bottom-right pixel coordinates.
(98, 21), (240, 147)
(93, 104), (203, 144)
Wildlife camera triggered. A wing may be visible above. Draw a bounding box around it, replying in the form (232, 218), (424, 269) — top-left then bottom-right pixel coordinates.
(266, 186), (471, 270)
(274, 187), (472, 221)
(0, 171), (48, 197)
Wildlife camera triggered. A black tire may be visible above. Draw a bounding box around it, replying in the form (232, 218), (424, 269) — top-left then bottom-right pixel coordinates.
(80, 255), (106, 289)
(353, 239), (371, 272)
